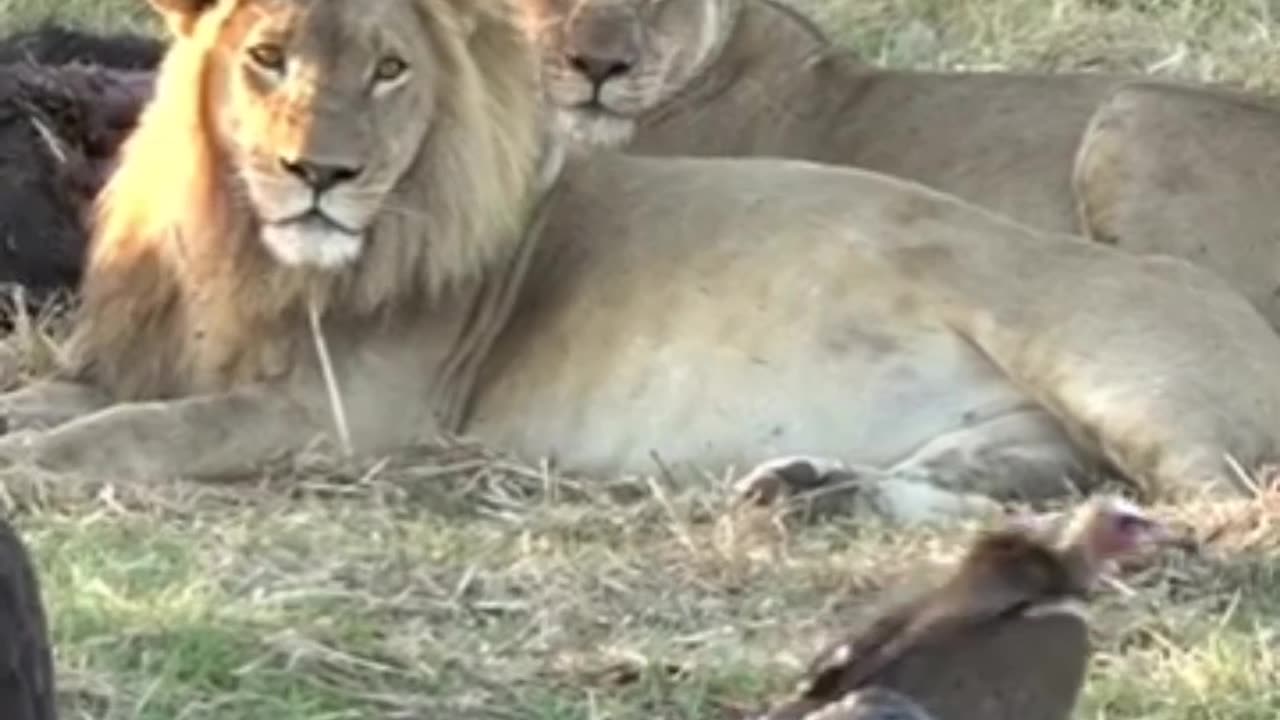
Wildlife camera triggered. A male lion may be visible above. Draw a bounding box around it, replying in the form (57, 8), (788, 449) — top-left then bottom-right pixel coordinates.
(0, 0), (1278, 524)
(524, 0), (1280, 329)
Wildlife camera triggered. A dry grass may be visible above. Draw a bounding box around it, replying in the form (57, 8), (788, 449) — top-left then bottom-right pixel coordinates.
(0, 0), (1279, 718)
(20, 444), (1280, 720)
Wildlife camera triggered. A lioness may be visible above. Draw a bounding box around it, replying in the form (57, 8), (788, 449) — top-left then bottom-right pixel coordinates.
(0, 0), (1277, 524)
(525, 0), (1280, 328)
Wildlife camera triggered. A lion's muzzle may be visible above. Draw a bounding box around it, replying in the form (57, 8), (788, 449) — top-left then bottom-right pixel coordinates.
(253, 153), (374, 270)
(562, 8), (642, 100)
(279, 156), (364, 194)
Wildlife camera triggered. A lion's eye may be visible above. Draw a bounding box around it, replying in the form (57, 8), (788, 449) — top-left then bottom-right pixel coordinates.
(247, 43), (286, 73)
(373, 56), (408, 83)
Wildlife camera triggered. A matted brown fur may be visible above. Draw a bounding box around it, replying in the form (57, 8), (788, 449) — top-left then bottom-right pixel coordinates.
(72, 0), (542, 400)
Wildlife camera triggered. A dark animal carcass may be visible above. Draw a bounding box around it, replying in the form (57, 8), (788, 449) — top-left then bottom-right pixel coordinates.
(0, 23), (161, 316)
(0, 22), (164, 69)
(0, 515), (56, 719)
(0, 61), (154, 308)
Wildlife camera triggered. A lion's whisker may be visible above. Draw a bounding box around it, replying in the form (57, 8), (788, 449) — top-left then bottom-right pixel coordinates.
(306, 293), (353, 458)
(376, 204), (441, 222)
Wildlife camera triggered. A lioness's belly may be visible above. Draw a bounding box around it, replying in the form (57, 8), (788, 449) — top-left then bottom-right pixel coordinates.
(469, 303), (1055, 478)
(464, 155), (1082, 480)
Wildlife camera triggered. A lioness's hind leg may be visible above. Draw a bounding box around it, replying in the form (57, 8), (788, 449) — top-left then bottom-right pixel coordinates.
(886, 407), (1109, 501)
(905, 245), (1280, 499)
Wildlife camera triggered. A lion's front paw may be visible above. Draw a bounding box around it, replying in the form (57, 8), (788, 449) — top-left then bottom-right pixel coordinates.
(0, 406), (51, 437)
(0, 340), (22, 393)
(0, 430), (60, 508)
(0, 428), (147, 509)
(0, 429), (40, 467)
(0, 411), (47, 436)
(0, 426), (98, 477)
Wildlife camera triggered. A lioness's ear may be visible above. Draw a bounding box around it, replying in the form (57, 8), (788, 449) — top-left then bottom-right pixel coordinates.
(148, 0), (219, 37)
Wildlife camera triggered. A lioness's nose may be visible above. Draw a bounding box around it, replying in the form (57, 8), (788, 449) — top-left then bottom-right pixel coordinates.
(279, 157), (363, 192)
(566, 52), (634, 86)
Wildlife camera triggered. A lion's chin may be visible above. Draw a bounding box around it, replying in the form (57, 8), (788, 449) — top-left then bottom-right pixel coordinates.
(261, 216), (364, 270)
(555, 107), (636, 150)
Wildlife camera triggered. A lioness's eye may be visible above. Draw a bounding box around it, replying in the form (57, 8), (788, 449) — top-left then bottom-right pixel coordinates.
(373, 56), (408, 82)
(247, 43), (286, 72)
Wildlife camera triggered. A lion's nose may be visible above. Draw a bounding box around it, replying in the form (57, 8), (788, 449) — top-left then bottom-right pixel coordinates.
(566, 52), (634, 87)
(279, 157), (363, 192)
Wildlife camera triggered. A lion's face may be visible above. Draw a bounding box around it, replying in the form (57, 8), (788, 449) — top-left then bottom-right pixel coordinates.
(201, 0), (438, 269)
(523, 0), (731, 148)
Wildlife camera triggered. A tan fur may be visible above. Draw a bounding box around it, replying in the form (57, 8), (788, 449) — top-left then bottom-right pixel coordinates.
(0, 0), (1279, 523)
(524, 0), (1280, 330)
(76, 0), (541, 400)
(1074, 82), (1280, 325)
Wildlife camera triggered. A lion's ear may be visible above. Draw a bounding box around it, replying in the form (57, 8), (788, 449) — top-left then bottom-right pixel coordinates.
(147, 0), (220, 37)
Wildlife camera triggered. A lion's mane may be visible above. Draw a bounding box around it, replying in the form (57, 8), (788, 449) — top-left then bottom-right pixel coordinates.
(67, 0), (544, 401)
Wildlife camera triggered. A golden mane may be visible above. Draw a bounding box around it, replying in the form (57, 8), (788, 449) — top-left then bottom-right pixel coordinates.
(66, 0), (544, 401)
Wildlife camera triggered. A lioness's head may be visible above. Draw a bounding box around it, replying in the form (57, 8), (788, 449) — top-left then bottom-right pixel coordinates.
(522, 0), (737, 148)
(128, 0), (541, 276)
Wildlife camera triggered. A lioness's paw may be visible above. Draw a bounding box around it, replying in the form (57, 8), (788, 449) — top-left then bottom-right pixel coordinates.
(730, 455), (1002, 526)
(731, 455), (867, 514)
